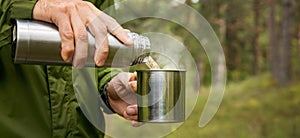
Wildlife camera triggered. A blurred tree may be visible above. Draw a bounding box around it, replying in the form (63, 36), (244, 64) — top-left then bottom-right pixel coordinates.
(298, 24), (300, 61)
(277, 0), (293, 86)
(253, 0), (262, 75)
(297, 1), (300, 61)
(268, 0), (279, 81)
(215, 1), (251, 80)
(119, 0), (300, 85)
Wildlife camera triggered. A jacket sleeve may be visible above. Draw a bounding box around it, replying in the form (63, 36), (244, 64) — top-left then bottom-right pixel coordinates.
(97, 67), (122, 114)
(0, 0), (37, 48)
(1, 0), (37, 19)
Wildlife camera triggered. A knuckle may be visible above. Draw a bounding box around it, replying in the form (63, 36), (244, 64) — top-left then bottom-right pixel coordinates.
(101, 47), (109, 55)
(77, 28), (88, 41)
(55, 4), (66, 13)
(65, 3), (76, 11)
(56, 2), (75, 13)
(106, 17), (118, 27)
(77, 1), (90, 7)
(61, 31), (74, 40)
(109, 17), (117, 23)
(105, 15), (116, 22)
(98, 27), (108, 35)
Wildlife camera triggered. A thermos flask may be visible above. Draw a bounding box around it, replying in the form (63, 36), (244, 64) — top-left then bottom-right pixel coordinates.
(12, 19), (151, 67)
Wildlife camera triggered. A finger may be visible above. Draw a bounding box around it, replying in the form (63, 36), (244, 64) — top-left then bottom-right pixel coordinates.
(70, 9), (89, 68)
(123, 105), (138, 121)
(110, 26), (133, 46)
(129, 72), (137, 81)
(118, 72), (132, 86)
(55, 15), (75, 62)
(87, 19), (109, 66)
(129, 81), (137, 92)
(126, 105), (138, 115)
(131, 121), (144, 127)
(94, 37), (109, 66)
(96, 12), (133, 46)
(88, 3), (132, 46)
(86, 3), (132, 45)
(75, 1), (98, 25)
(123, 111), (138, 121)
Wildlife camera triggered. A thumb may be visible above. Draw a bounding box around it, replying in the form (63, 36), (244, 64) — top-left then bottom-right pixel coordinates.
(128, 81), (137, 92)
(129, 72), (137, 81)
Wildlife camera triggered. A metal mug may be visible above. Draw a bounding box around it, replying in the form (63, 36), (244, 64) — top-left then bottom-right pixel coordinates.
(137, 69), (186, 123)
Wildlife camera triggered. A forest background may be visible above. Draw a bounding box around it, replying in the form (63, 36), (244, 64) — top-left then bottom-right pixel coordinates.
(108, 0), (300, 137)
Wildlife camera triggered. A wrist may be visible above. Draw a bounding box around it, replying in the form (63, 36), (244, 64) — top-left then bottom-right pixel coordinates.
(101, 83), (116, 114)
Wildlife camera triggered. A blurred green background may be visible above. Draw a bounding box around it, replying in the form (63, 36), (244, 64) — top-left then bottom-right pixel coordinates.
(109, 0), (300, 137)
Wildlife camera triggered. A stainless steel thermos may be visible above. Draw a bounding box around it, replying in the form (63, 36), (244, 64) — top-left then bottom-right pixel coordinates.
(12, 19), (150, 67)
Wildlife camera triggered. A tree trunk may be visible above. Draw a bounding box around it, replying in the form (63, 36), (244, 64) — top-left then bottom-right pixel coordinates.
(278, 0), (293, 86)
(252, 0), (261, 75)
(225, 20), (241, 79)
(298, 0), (300, 60)
(268, 0), (279, 81)
(298, 24), (300, 59)
(297, 0), (300, 77)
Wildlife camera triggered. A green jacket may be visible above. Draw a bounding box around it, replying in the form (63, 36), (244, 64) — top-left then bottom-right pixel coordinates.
(0, 0), (119, 137)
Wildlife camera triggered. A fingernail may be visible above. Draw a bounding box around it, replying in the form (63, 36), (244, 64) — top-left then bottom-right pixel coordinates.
(62, 55), (72, 62)
(96, 59), (104, 66)
(132, 121), (144, 127)
(74, 62), (84, 69)
(95, 58), (100, 66)
(67, 56), (73, 62)
(132, 121), (139, 127)
(127, 107), (135, 115)
(94, 55), (101, 66)
(75, 64), (84, 69)
(125, 37), (133, 45)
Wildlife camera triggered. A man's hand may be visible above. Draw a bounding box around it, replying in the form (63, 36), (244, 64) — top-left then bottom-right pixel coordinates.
(106, 72), (143, 127)
(33, 0), (133, 68)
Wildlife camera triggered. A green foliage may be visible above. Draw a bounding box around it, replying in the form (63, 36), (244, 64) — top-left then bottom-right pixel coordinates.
(114, 1), (300, 137)
(119, 0), (300, 84)
(166, 73), (300, 138)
